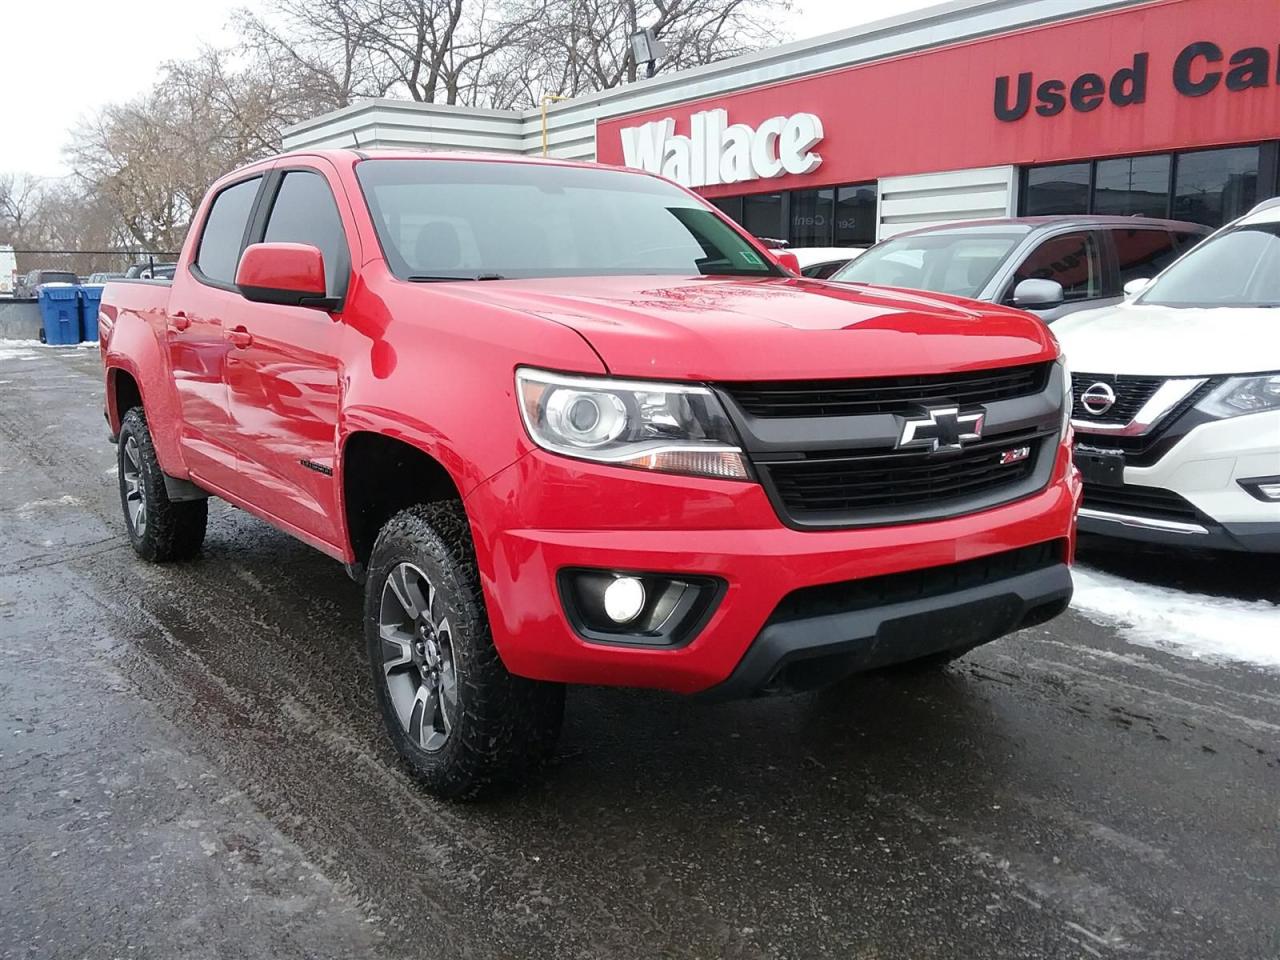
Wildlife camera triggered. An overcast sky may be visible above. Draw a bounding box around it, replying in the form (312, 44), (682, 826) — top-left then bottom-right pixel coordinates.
(1, 0), (940, 178)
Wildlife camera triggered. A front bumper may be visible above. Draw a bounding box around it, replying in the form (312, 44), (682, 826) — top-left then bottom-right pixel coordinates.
(465, 443), (1079, 695)
(1077, 410), (1280, 553)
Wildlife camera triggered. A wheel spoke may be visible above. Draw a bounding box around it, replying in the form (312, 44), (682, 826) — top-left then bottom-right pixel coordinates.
(438, 667), (457, 734)
(379, 623), (414, 675)
(408, 684), (438, 748)
(388, 564), (429, 621)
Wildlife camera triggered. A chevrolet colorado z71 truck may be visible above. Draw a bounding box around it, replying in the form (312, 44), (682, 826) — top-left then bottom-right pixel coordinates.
(99, 150), (1079, 798)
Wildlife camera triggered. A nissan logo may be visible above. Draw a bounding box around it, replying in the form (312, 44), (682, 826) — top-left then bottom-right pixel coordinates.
(1080, 382), (1117, 416)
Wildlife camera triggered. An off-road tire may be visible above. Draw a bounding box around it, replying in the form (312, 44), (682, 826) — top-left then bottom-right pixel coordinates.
(117, 407), (208, 562)
(364, 502), (564, 800)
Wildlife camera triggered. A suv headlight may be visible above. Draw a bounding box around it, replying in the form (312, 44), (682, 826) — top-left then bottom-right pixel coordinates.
(1196, 373), (1280, 419)
(516, 367), (750, 480)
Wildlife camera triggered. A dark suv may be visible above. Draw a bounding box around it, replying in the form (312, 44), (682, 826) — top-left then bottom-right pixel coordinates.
(14, 269), (79, 298)
(830, 217), (1211, 321)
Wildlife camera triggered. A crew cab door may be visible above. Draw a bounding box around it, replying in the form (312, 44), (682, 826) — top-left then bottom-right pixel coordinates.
(223, 164), (353, 548)
(166, 174), (266, 491)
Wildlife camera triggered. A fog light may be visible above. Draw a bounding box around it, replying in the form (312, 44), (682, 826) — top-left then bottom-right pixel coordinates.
(1238, 476), (1280, 502)
(558, 568), (725, 647)
(603, 576), (646, 623)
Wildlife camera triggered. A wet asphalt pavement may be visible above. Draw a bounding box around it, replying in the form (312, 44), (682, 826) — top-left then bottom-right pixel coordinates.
(1, 344), (1277, 960)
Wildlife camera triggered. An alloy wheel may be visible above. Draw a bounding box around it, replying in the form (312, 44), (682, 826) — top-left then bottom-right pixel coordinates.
(378, 562), (458, 752)
(122, 435), (147, 538)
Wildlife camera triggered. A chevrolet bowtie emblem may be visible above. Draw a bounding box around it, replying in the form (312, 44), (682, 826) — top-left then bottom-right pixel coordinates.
(897, 406), (986, 452)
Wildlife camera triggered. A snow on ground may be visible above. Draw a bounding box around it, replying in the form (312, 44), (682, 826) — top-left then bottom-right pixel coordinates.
(0, 340), (43, 361)
(1072, 566), (1280, 670)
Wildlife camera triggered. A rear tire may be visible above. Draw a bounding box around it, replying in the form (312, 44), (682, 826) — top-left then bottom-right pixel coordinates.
(118, 407), (208, 562)
(364, 502), (564, 800)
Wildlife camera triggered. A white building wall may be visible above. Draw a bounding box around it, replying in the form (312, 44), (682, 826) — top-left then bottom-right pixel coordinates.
(876, 166), (1019, 240)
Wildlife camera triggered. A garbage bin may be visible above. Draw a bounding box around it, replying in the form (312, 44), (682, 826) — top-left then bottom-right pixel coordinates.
(78, 284), (105, 342)
(37, 284), (81, 345)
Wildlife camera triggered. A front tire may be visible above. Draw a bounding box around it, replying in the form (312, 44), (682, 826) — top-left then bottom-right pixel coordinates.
(117, 407), (207, 562)
(364, 502), (564, 800)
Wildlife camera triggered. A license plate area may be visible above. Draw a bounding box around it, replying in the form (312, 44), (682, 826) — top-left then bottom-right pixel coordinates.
(1074, 444), (1125, 486)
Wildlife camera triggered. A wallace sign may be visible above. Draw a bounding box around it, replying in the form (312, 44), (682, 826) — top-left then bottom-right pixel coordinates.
(995, 39), (1280, 121)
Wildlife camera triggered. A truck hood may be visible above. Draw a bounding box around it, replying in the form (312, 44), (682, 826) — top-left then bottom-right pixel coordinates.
(441, 276), (1056, 380)
(1053, 301), (1280, 376)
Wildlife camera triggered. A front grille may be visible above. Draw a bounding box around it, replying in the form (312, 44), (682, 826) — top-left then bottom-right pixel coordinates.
(725, 362), (1050, 419)
(1082, 482), (1202, 524)
(1073, 378), (1220, 465)
(763, 431), (1045, 522)
(771, 540), (1066, 623)
(1071, 373), (1164, 423)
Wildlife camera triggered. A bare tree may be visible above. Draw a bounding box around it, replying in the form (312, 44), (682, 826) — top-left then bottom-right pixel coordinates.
(504, 0), (790, 103)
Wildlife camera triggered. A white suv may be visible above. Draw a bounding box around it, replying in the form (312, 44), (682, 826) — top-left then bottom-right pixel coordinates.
(1054, 198), (1280, 553)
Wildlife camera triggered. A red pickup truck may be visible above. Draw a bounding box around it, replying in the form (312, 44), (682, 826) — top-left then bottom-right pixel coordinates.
(100, 150), (1079, 798)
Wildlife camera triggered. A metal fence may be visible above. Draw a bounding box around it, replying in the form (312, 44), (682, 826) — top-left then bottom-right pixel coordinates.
(6, 249), (181, 293)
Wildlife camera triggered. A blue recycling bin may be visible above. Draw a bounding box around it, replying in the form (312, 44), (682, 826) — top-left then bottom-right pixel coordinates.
(79, 284), (105, 342)
(38, 284), (81, 345)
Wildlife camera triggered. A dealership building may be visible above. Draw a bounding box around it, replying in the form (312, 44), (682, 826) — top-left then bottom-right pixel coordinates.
(286, 0), (1280, 246)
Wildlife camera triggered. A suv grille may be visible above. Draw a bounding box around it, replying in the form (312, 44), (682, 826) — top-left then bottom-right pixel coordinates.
(1071, 373), (1163, 423)
(1073, 378), (1220, 466)
(725, 362), (1050, 419)
(1082, 482), (1203, 524)
(763, 431), (1045, 522)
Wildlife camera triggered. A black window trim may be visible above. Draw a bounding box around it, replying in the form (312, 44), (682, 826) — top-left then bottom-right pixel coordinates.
(189, 171), (270, 294)
(253, 164), (355, 307)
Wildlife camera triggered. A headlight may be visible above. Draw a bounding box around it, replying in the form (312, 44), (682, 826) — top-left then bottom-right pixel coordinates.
(1196, 373), (1280, 419)
(516, 367), (750, 480)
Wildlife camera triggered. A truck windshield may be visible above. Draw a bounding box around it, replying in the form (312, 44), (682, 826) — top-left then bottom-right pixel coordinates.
(829, 230), (1024, 298)
(1138, 222), (1280, 308)
(355, 158), (779, 281)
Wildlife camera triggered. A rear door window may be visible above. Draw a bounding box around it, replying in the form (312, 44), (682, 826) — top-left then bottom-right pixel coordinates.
(1113, 228), (1180, 285)
(262, 170), (350, 297)
(196, 177), (262, 284)
(1008, 231), (1102, 302)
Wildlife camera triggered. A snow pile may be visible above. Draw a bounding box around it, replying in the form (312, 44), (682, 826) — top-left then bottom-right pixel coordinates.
(1072, 566), (1280, 669)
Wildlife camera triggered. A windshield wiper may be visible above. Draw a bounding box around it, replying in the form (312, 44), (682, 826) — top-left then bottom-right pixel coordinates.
(407, 273), (507, 282)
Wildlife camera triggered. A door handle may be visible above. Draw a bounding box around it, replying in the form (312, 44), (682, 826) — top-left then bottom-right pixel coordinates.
(171, 311), (190, 332)
(228, 326), (253, 349)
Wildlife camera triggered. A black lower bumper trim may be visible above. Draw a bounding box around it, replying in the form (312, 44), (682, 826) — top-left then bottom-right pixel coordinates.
(703, 562), (1072, 701)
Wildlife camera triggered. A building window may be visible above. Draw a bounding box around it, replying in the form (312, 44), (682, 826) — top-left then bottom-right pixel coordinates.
(742, 192), (784, 243)
(1173, 146), (1261, 227)
(1022, 143), (1279, 227)
(789, 188), (834, 246)
(709, 196), (743, 223)
(835, 184), (876, 245)
(1094, 155), (1171, 218)
(1023, 163), (1090, 216)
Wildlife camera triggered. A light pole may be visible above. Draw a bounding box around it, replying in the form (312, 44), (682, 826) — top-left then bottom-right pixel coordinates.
(629, 27), (667, 79)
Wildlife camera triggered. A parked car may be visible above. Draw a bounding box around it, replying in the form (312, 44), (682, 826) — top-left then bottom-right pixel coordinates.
(790, 246), (866, 279)
(14, 269), (79, 298)
(87, 272), (125, 284)
(829, 216), (1210, 321)
(1054, 198), (1280, 553)
(100, 150), (1078, 798)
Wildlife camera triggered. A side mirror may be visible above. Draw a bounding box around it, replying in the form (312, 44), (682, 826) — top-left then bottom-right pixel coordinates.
(1123, 277), (1152, 298)
(1012, 278), (1065, 310)
(236, 242), (332, 309)
(773, 250), (801, 275)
